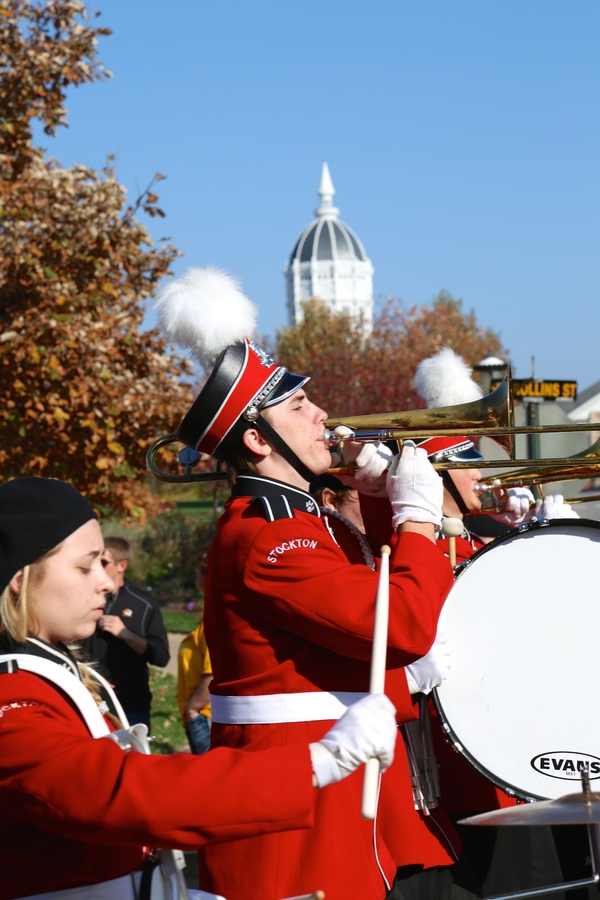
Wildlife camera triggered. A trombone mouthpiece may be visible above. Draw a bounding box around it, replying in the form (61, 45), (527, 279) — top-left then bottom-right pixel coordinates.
(323, 428), (355, 447)
(474, 482), (508, 512)
(323, 428), (389, 447)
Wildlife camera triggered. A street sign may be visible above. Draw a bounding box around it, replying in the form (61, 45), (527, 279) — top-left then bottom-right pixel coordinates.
(490, 379), (578, 401)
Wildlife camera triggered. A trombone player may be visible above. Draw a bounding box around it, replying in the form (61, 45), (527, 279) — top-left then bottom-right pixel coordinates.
(413, 348), (579, 565)
(154, 268), (481, 900)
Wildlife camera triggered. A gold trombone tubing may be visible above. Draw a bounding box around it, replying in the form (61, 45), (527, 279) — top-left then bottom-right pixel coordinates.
(147, 436), (600, 485)
(565, 494), (600, 506)
(473, 438), (600, 514)
(477, 437), (600, 487)
(146, 433), (228, 484)
(146, 376), (600, 483)
(323, 376), (600, 467)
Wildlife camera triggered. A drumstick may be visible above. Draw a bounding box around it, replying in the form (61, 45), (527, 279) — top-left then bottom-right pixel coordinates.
(281, 893), (325, 900)
(362, 545), (391, 821)
(285, 891), (325, 900)
(441, 517), (462, 569)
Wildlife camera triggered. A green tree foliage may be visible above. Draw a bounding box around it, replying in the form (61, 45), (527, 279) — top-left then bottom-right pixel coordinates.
(0, 0), (191, 518)
(274, 294), (509, 418)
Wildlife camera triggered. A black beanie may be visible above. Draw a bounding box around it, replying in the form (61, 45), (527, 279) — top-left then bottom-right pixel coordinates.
(0, 477), (97, 593)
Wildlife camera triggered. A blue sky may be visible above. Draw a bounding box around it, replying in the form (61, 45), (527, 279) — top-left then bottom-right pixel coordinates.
(38, 1), (599, 391)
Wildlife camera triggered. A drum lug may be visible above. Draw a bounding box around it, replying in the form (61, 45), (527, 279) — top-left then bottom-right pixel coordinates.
(517, 516), (551, 532)
(453, 559), (471, 577)
(441, 722), (463, 754)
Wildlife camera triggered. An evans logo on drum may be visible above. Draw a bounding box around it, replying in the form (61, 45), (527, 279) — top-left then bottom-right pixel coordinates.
(531, 752), (600, 781)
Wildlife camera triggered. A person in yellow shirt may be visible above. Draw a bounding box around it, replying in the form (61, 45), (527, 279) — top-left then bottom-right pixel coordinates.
(177, 620), (212, 754)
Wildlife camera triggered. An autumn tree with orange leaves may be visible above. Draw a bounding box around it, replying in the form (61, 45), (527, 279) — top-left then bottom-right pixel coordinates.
(274, 294), (509, 418)
(0, 0), (191, 518)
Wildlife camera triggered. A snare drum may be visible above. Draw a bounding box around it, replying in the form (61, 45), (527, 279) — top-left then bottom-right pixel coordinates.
(433, 518), (600, 802)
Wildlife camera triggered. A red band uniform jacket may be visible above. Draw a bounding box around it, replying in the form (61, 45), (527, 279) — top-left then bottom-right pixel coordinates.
(199, 475), (455, 900)
(0, 636), (315, 899)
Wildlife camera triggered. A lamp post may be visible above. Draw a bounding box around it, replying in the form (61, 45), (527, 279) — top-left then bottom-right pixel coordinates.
(473, 356), (508, 396)
(473, 356), (516, 466)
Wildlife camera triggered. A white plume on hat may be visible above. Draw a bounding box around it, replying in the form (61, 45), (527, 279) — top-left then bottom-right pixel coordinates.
(154, 266), (258, 368)
(413, 347), (483, 409)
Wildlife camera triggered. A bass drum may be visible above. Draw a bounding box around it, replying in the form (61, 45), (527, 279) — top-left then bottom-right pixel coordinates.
(433, 518), (600, 802)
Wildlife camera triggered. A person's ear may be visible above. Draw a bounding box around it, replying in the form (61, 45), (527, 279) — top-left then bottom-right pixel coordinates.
(119, 559), (129, 575)
(9, 570), (24, 595)
(242, 428), (272, 459)
(320, 488), (337, 512)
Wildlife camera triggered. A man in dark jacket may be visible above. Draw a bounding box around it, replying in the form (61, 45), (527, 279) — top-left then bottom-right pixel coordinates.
(80, 536), (170, 726)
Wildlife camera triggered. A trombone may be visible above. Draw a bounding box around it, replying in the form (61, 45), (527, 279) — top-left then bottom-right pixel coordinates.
(475, 437), (600, 512)
(147, 375), (600, 484)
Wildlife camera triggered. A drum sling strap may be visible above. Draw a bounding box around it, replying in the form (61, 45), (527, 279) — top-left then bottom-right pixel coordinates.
(0, 653), (190, 900)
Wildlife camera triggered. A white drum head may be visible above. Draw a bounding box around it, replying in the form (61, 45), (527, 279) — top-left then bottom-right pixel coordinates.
(434, 519), (600, 801)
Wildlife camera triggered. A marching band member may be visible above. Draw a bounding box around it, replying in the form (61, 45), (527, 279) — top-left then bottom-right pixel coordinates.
(0, 476), (399, 900)
(413, 348), (579, 566)
(155, 268), (474, 900)
(413, 348), (575, 898)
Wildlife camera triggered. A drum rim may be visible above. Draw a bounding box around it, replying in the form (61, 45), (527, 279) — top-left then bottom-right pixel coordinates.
(458, 516), (600, 570)
(431, 689), (545, 802)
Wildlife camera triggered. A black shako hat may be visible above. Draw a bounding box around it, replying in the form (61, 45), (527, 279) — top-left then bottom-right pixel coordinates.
(177, 338), (308, 461)
(154, 267), (310, 466)
(0, 477), (97, 593)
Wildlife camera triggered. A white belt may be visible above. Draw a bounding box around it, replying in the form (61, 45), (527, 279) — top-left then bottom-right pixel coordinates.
(210, 690), (368, 724)
(19, 871), (142, 900)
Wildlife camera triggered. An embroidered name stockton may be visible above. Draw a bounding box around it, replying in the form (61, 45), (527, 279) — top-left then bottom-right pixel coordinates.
(0, 701), (43, 717)
(267, 538), (318, 564)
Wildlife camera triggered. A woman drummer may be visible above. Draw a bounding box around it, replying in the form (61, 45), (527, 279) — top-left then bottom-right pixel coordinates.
(0, 476), (397, 900)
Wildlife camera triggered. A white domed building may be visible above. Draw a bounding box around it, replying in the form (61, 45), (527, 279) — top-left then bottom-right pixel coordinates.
(284, 162), (374, 332)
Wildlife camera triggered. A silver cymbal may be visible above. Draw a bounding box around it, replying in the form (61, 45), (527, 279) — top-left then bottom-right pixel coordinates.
(459, 792), (600, 826)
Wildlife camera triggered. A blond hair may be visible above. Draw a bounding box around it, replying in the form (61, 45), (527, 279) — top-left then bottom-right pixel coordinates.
(0, 551), (52, 643)
(0, 546), (123, 728)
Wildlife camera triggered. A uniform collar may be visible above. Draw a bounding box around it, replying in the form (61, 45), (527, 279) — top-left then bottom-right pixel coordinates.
(0, 633), (81, 679)
(232, 474), (321, 518)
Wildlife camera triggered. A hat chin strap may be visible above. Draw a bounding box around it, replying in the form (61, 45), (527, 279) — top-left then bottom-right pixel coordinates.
(255, 414), (318, 486)
(442, 470), (470, 517)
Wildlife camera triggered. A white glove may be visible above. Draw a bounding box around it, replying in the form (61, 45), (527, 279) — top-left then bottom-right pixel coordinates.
(309, 693), (397, 788)
(490, 486), (535, 526)
(533, 494), (580, 520)
(386, 441), (443, 529)
(333, 426), (393, 497)
(405, 632), (452, 695)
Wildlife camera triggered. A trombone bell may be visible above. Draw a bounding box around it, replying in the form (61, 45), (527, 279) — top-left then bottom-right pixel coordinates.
(324, 377), (515, 457)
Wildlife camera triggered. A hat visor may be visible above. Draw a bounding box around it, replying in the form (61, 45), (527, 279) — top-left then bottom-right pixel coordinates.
(445, 445), (485, 462)
(263, 372), (310, 408)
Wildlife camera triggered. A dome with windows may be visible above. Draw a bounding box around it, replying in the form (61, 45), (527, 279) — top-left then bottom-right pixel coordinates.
(284, 162), (374, 332)
(288, 211), (368, 265)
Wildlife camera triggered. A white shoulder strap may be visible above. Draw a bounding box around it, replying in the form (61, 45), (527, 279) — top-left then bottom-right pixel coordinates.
(0, 653), (116, 738)
(81, 664), (130, 728)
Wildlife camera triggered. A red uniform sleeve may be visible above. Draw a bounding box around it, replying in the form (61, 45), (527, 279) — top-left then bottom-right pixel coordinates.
(0, 677), (315, 850)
